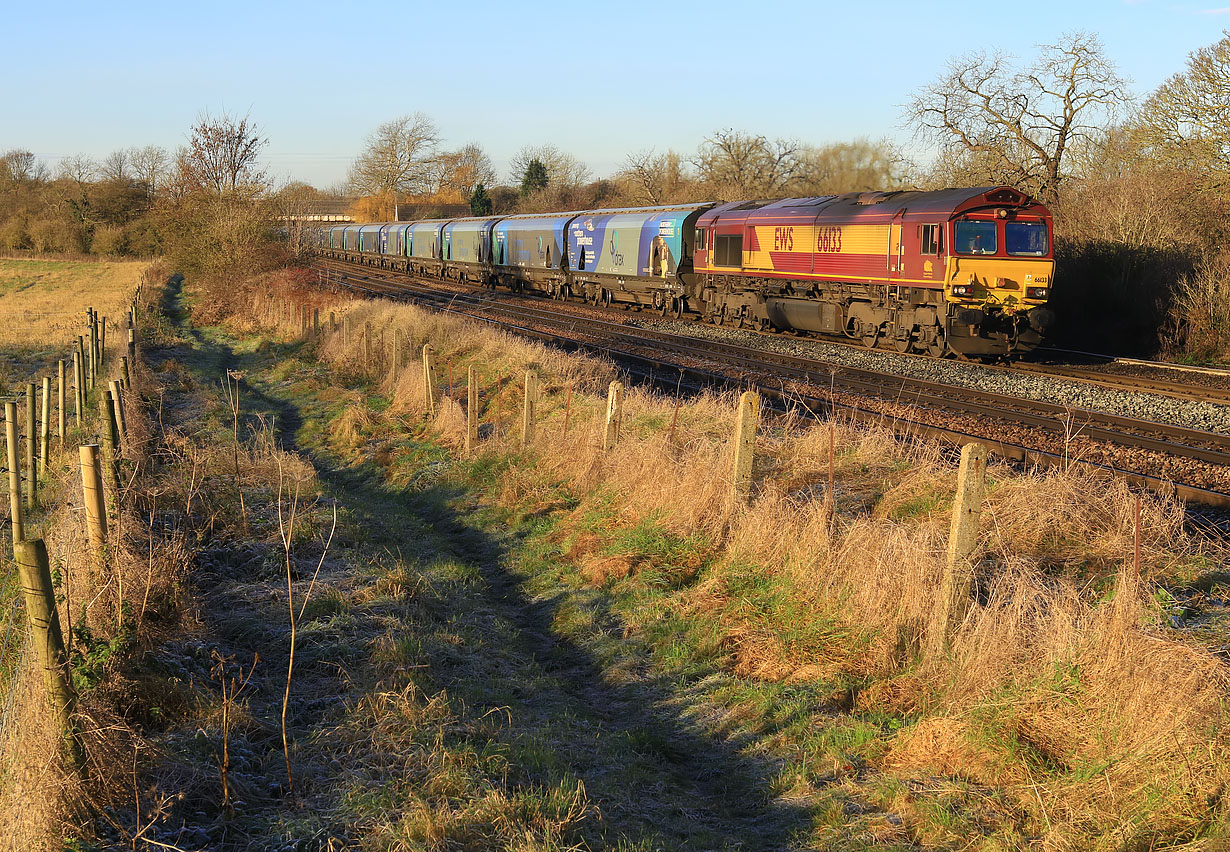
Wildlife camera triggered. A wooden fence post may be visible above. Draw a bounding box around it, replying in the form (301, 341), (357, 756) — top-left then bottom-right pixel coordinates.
(602, 381), (624, 453)
(25, 383), (36, 510)
(80, 444), (108, 570)
(931, 442), (989, 652)
(422, 345), (436, 416)
(730, 391), (760, 505)
(57, 359), (66, 441)
(39, 377), (50, 477)
(389, 329), (400, 384)
(14, 538), (85, 770)
(521, 371), (537, 447)
(127, 326), (136, 367)
(99, 393), (120, 503)
(100, 316), (106, 363)
(364, 321), (373, 369)
(313, 308), (320, 336)
(466, 366), (478, 454)
(5, 402), (23, 545)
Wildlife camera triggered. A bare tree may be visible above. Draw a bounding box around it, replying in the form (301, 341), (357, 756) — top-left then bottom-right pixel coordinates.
(0, 149), (47, 186)
(906, 32), (1128, 204)
(1134, 31), (1230, 193)
(129, 145), (169, 202)
(618, 149), (691, 204)
(99, 149), (130, 182)
(178, 111), (268, 196)
(508, 143), (590, 189)
(693, 129), (799, 198)
(57, 154), (97, 184)
(348, 112), (440, 220)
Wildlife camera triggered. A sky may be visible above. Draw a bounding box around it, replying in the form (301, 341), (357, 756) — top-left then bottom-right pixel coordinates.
(3, 0), (1227, 190)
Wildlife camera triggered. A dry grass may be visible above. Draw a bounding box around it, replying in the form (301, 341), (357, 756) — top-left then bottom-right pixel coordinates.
(272, 286), (1230, 845)
(0, 258), (148, 347)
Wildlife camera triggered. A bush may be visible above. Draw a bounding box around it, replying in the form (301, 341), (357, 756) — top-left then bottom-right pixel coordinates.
(0, 217), (30, 251)
(89, 224), (128, 256)
(1165, 255), (1230, 362)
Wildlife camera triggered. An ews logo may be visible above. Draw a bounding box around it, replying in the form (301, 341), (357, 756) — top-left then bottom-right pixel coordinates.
(773, 226), (794, 251)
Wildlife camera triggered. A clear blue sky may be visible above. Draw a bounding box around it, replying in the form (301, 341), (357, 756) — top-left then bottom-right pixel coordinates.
(4, 0), (1225, 189)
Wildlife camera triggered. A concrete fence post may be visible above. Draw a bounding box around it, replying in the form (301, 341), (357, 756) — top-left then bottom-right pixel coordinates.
(466, 365), (479, 455)
(422, 345), (436, 416)
(5, 402), (23, 545)
(39, 377), (50, 477)
(521, 371), (537, 447)
(57, 359), (66, 441)
(25, 383), (36, 510)
(931, 442), (989, 652)
(109, 381), (128, 450)
(730, 391), (760, 505)
(15, 538), (84, 770)
(602, 381), (624, 453)
(72, 350), (83, 428)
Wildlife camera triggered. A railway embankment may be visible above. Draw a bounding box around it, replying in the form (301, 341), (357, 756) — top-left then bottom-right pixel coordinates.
(23, 265), (1230, 848)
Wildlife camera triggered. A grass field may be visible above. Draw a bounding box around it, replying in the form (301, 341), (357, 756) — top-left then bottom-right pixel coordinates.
(0, 258), (148, 392)
(0, 257), (148, 348)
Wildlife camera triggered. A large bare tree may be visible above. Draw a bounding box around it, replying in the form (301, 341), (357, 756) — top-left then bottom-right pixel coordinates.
(906, 32), (1128, 204)
(1135, 31), (1230, 193)
(178, 111), (268, 195)
(128, 144), (169, 202)
(693, 129), (799, 198)
(618, 149), (691, 205)
(508, 143), (590, 190)
(348, 113), (440, 220)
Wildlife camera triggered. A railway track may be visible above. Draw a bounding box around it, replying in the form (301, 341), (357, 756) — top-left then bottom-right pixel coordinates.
(312, 258), (1230, 507)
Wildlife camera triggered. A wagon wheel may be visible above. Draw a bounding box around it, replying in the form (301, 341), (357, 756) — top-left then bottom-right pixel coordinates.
(601, 289), (612, 308)
(659, 295), (669, 317)
(674, 297), (685, 319)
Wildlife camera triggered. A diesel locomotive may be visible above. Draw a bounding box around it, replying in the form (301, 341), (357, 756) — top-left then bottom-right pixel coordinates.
(310, 186), (1055, 358)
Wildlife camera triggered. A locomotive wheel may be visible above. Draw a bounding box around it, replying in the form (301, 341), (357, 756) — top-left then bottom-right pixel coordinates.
(894, 332), (912, 353)
(926, 334), (948, 357)
(862, 326), (881, 348)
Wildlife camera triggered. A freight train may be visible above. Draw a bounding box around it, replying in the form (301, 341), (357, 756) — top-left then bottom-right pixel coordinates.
(309, 186), (1055, 358)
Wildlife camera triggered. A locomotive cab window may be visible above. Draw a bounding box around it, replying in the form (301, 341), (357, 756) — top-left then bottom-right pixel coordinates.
(1006, 222), (1049, 256)
(919, 224), (942, 255)
(695, 228), (707, 251)
(713, 234), (743, 267)
(955, 220), (997, 255)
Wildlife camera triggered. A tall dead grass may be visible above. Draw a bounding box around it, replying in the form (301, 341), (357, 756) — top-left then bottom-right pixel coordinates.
(289, 289), (1228, 841)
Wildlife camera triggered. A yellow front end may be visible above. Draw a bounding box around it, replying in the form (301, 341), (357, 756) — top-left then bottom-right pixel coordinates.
(945, 257), (1054, 312)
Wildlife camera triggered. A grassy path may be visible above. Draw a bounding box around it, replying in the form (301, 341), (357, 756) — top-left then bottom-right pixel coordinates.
(110, 282), (827, 849)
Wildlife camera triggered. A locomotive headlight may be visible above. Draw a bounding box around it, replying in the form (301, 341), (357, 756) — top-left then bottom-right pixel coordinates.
(952, 284), (974, 297)
(1026, 286), (1049, 299)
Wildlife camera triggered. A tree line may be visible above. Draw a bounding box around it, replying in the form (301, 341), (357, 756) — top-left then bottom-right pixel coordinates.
(2, 30), (1227, 359)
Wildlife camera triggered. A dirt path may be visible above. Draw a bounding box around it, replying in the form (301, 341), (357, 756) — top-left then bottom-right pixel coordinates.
(103, 282), (820, 850)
